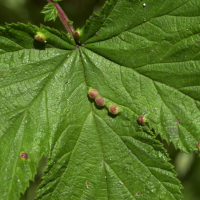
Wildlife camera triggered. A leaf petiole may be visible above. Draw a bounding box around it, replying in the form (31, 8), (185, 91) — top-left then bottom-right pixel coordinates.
(47, 0), (75, 38)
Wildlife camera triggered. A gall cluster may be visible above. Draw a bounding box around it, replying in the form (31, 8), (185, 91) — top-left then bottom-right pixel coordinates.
(88, 89), (149, 124)
(88, 88), (120, 115)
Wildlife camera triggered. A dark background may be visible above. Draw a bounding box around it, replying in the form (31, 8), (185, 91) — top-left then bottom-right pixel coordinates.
(0, 0), (106, 31)
(0, 0), (199, 199)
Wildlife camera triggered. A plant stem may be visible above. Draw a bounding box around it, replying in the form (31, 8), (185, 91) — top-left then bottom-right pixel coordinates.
(47, 0), (75, 38)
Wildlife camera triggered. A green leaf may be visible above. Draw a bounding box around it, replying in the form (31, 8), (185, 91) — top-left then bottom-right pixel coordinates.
(41, 3), (58, 22)
(80, 0), (200, 154)
(67, 20), (73, 26)
(1, 0), (200, 199)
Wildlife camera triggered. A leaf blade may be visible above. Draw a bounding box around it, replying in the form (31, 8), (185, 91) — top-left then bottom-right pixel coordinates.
(2, 0), (200, 199)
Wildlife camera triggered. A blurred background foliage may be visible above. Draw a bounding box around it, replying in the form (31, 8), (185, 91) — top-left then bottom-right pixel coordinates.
(0, 0), (200, 199)
(0, 0), (106, 30)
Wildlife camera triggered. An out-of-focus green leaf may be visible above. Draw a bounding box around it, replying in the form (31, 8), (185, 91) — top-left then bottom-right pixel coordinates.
(41, 3), (58, 22)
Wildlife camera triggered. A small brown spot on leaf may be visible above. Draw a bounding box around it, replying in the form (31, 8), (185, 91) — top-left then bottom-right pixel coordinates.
(152, 108), (157, 112)
(85, 180), (88, 189)
(175, 119), (180, 125)
(121, 35), (124, 40)
(136, 192), (141, 196)
(3, 72), (7, 75)
(119, 181), (124, 185)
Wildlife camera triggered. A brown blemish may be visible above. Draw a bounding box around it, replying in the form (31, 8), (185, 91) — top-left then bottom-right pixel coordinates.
(121, 35), (124, 40)
(152, 108), (157, 112)
(119, 181), (124, 185)
(175, 119), (180, 125)
(136, 192), (141, 196)
(85, 180), (88, 189)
